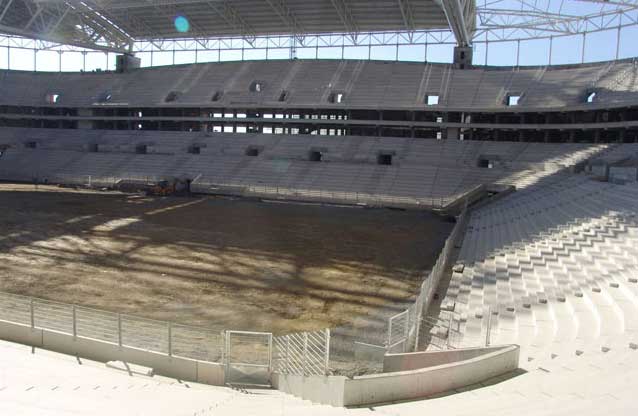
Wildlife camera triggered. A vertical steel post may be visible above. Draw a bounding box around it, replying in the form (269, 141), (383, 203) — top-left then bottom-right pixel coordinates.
(403, 311), (410, 353)
(117, 314), (122, 348)
(72, 305), (77, 338)
(268, 333), (273, 372)
(168, 322), (172, 357)
(616, 23), (621, 60)
(302, 332), (308, 377)
(447, 315), (454, 349)
(485, 306), (492, 347)
(30, 298), (35, 329)
(324, 329), (330, 375)
(285, 335), (290, 375)
(220, 331), (225, 365)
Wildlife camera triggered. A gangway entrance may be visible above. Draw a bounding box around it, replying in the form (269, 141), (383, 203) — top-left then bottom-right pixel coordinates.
(224, 330), (273, 387)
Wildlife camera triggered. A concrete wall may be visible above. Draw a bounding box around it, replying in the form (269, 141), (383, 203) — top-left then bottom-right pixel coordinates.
(609, 166), (638, 183)
(0, 320), (224, 386)
(383, 345), (512, 372)
(343, 345), (519, 406)
(271, 373), (347, 407)
(590, 163), (609, 179)
(273, 345), (519, 407)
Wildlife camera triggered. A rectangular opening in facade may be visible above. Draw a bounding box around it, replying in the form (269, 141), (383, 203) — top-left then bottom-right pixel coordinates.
(212, 91), (223, 102)
(25, 141), (37, 149)
(165, 91), (179, 102)
(88, 144), (99, 153)
(188, 145), (201, 154)
(135, 144), (147, 154)
(329, 92), (344, 104)
(477, 158), (493, 168)
(309, 150), (323, 162)
(245, 147), (260, 157)
(426, 95), (439, 105)
(45, 94), (60, 104)
(377, 153), (393, 165)
(250, 81), (263, 92)
(507, 95), (520, 106)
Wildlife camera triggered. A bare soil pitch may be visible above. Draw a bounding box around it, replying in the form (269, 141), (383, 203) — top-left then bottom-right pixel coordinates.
(0, 184), (453, 334)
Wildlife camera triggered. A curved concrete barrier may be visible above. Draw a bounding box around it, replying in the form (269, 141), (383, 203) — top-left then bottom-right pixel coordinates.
(273, 344), (520, 407)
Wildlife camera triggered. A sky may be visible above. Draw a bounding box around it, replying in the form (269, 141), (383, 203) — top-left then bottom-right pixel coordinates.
(0, 19), (636, 72)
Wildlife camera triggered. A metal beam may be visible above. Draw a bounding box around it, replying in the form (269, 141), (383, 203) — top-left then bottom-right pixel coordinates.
(206, 1), (257, 44)
(397, 0), (415, 32)
(264, 0), (305, 43)
(436, 0), (474, 46)
(0, 0), (15, 23)
(330, 0), (358, 42)
(0, 22), (127, 52)
(475, 1), (638, 41)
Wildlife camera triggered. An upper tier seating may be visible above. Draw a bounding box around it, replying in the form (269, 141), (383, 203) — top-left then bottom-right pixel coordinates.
(0, 58), (636, 110)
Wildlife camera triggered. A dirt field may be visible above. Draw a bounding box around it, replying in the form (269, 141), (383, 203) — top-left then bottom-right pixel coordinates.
(0, 184), (453, 334)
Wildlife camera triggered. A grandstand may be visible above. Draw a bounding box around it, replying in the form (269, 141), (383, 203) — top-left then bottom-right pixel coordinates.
(0, 0), (638, 415)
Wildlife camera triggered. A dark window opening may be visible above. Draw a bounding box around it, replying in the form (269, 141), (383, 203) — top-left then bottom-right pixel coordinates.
(212, 91), (223, 102)
(477, 158), (492, 169)
(45, 94), (60, 104)
(377, 153), (393, 165)
(98, 92), (112, 103)
(309, 150), (323, 162)
(25, 141), (37, 149)
(135, 144), (147, 154)
(165, 91), (180, 102)
(250, 81), (264, 93)
(188, 145), (201, 155)
(328, 92), (344, 104)
(88, 144), (99, 153)
(245, 147), (260, 157)
(278, 90), (289, 102)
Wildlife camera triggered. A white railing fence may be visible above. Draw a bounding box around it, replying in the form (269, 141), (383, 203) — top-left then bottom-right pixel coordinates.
(0, 291), (224, 362)
(383, 202), (471, 354)
(0, 291), (334, 378)
(273, 329), (330, 376)
(421, 307), (495, 351)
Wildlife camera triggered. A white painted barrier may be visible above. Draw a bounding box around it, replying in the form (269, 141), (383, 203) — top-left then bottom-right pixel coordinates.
(0, 319), (225, 385)
(273, 344), (520, 407)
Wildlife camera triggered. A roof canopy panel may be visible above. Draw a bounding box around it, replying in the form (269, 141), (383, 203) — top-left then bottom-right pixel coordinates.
(1, 1), (637, 54)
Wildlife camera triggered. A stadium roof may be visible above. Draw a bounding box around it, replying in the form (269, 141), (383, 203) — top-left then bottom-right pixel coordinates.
(0, 1), (636, 54)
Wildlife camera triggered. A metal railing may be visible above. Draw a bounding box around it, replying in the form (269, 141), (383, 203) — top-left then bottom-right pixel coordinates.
(0, 291), (223, 363)
(0, 291), (335, 377)
(273, 329), (330, 376)
(422, 307), (495, 350)
(384, 201), (471, 353)
(196, 182), (451, 210)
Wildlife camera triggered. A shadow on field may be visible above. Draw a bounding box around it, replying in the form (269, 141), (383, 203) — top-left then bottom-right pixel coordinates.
(0, 188), (454, 333)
